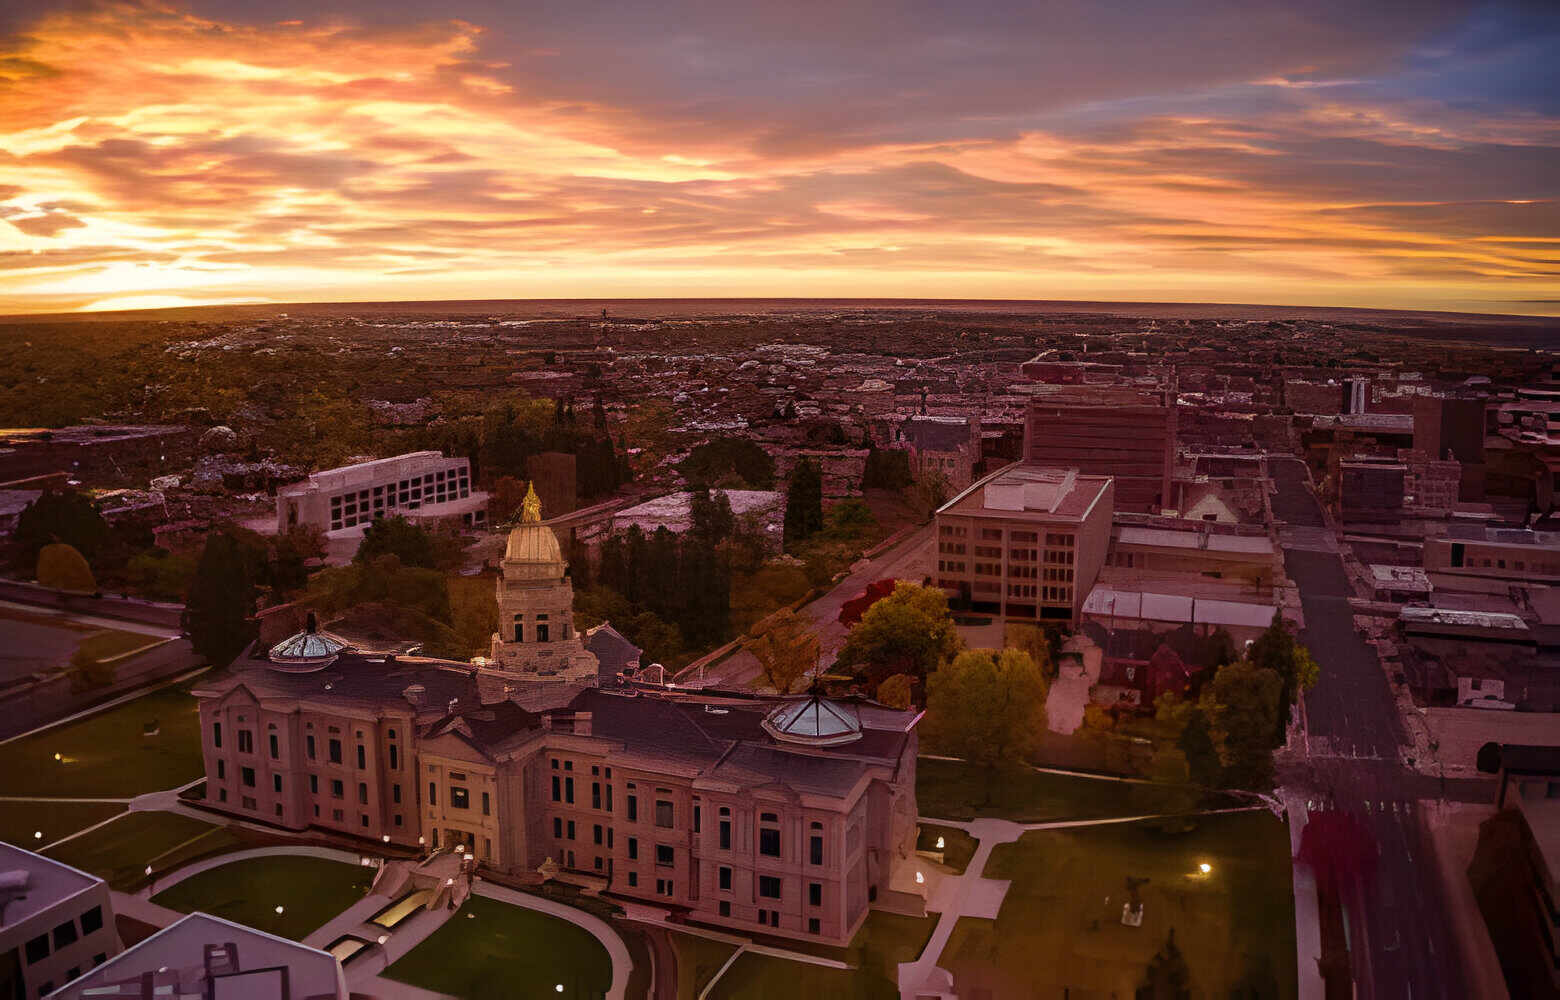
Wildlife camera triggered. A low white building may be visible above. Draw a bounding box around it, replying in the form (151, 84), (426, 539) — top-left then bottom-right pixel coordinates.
(276, 451), (488, 535)
(0, 843), (120, 1000)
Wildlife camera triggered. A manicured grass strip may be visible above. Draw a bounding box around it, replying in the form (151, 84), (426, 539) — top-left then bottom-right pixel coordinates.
(939, 811), (1297, 999)
(153, 855), (373, 941)
(916, 823), (978, 875)
(916, 757), (1222, 823)
(708, 911), (937, 1000)
(671, 933), (738, 1000)
(0, 685), (204, 797)
(45, 810), (241, 889)
(385, 894), (613, 999)
(0, 801), (125, 850)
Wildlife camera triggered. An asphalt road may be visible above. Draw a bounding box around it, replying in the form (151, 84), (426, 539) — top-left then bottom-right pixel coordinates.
(1271, 458), (1469, 1000)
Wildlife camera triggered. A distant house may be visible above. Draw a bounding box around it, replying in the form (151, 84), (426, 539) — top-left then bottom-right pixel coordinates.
(898, 415), (981, 492)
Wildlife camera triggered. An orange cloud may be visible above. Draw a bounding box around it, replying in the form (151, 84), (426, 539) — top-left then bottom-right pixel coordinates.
(0, 1), (1555, 315)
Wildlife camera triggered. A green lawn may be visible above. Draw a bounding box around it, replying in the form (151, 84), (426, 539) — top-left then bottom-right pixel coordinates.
(0, 685), (204, 797)
(45, 810), (242, 889)
(916, 757), (1220, 823)
(671, 933), (738, 1000)
(385, 894), (613, 999)
(939, 811), (1297, 999)
(708, 911), (937, 1000)
(916, 823), (978, 875)
(153, 855), (373, 940)
(0, 801), (124, 850)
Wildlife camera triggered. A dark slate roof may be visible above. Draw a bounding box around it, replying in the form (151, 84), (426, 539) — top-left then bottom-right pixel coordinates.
(201, 650), (483, 714)
(422, 700), (543, 756)
(586, 623), (642, 676)
(901, 415), (971, 452)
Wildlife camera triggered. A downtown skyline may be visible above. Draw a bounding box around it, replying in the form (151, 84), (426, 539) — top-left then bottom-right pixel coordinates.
(0, 0), (1556, 316)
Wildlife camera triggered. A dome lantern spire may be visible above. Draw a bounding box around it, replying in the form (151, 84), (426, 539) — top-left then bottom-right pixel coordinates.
(522, 481), (542, 523)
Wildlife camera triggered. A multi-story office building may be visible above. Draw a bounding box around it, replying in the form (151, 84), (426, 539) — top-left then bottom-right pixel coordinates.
(934, 464), (1113, 623)
(275, 451), (487, 535)
(0, 844), (119, 1000)
(1022, 384), (1175, 513)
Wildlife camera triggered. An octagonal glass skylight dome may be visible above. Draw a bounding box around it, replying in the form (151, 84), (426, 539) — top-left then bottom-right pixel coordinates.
(761, 695), (862, 746)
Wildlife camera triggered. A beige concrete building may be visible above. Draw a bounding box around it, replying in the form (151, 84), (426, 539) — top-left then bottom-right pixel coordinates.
(1424, 525), (1560, 594)
(0, 844), (119, 1000)
(934, 464), (1114, 623)
(275, 451), (488, 535)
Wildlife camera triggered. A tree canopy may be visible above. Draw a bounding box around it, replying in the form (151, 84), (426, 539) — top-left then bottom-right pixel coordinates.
(185, 529), (258, 667)
(14, 489), (110, 565)
(746, 609), (819, 694)
(922, 647), (1047, 768)
(36, 542), (96, 594)
(783, 458), (824, 551)
(1203, 660), (1284, 790)
(354, 515), (462, 571)
(679, 437), (776, 490)
(836, 582), (962, 690)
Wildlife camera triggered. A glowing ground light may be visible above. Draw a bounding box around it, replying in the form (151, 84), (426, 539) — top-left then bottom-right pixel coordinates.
(555, 987), (564, 994)
(33, 831), (42, 840)
(377, 935), (388, 945)
(915, 871), (925, 884)
(275, 905), (285, 914)
(54, 753), (61, 761)
(935, 836), (945, 850)
(1199, 863), (1212, 874)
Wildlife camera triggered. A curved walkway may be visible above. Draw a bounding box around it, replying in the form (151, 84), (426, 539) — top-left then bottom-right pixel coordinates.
(141, 843), (367, 898)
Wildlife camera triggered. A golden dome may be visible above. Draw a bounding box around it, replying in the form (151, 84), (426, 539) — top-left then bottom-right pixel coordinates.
(503, 482), (564, 570)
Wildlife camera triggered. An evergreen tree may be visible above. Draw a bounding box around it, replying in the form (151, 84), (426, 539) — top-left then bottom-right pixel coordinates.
(354, 515), (441, 569)
(690, 488), (735, 547)
(622, 525), (649, 607)
(185, 530), (257, 666)
(644, 527), (681, 621)
(783, 459), (824, 550)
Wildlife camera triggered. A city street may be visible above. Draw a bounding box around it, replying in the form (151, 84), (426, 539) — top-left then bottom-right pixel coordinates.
(1271, 458), (1470, 1000)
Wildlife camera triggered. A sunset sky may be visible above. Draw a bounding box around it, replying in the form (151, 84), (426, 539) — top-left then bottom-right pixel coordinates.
(0, 0), (1556, 315)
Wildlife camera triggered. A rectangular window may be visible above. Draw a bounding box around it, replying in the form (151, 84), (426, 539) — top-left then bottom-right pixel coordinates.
(25, 934), (48, 964)
(451, 786), (470, 810)
(428, 782), (437, 806)
(273, 774), (282, 794)
(269, 733), (279, 759)
(53, 920), (78, 949)
(331, 779), (344, 799)
(389, 745), (399, 770)
(809, 882), (822, 906)
(309, 775), (318, 794)
(80, 906), (103, 935)
(241, 766), (256, 788)
(306, 734), (316, 759)
(694, 804), (701, 833)
(593, 824), (603, 845)
(329, 739), (342, 764)
(482, 791), (490, 816)
(592, 783), (601, 809)
(719, 866), (731, 891)
(759, 876), (781, 899)
(809, 917), (821, 934)
(217, 760), (225, 780)
(213, 722), (222, 749)
(356, 745), (366, 769)
(810, 835), (824, 866)
(655, 800), (673, 828)
(719, 820), (731, 850)
(760, 828), (780, 858)
(656, 844), (674, 867)
(393, 784), (401, 804)
(565, 777), (575, 804)
(628, 872), (638, 888)
(567, 820), (576, 840)
(554, 817), (563, 838)
(552, 776), (561, 801)
(358, 782), (368, 805)
(237, 730), (253, 754)
(627, 795), (637, 821)
(628, 837), (638, 860)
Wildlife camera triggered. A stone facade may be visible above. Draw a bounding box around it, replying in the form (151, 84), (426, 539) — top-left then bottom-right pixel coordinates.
(485, 484), (597, 683)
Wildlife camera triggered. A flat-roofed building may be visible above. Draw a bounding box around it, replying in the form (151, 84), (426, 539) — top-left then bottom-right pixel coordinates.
(0, 844), (119, 1000)
(275, 451), (488, 535)
(934, 464), (1113, 623)
(1424, 524), (1560, 594)
(1104, 522), (1280, 599)
(1022, 385), (1175, 513)
(47, 912), (347, 999)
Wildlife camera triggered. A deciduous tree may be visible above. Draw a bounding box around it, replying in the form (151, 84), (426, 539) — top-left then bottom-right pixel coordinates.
(185, 529), (257, 666)
(836, 582), (961, 689)
(746, 609), (819, 694)
(923, 648), (1047, 800)
(1203, 660), (1283, 790)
